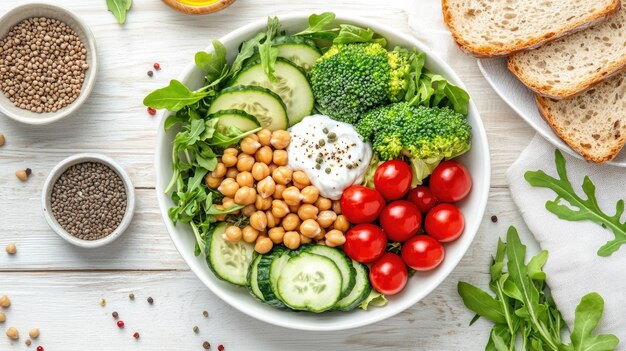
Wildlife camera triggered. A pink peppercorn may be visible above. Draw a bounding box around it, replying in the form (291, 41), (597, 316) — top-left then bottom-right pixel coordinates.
(147, 107), (157, 116)
(153, 63), (161, 70)
(117, 320), (125, 328)
(218, 345), (224, 351)
(133, 332), (140, 339)
(37, 347), (44, 351)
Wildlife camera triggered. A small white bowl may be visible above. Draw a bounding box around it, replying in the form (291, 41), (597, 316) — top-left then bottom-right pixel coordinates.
(0, 3), (98, 125)
(41, 153), (135, 248)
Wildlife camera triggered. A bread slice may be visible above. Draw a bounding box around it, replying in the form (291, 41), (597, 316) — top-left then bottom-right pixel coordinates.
(536, 71), (626, 163)
(508, 6), (626, 99)
(442, 0), (621, 57)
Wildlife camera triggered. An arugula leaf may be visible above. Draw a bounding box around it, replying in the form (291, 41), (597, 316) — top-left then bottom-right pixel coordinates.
(106, 0), (132, 24)
(195, 40), (228, 84)
(296, 12), (336, 35)
(333, 24), (387, 46)
(143, 80), (212, 112)
(258, 17), (280, 81)
(561, 293), (619, 351)
(231, 32), (266, 74)
(525, 149), (626, 256)
(457, 282), (507, 324)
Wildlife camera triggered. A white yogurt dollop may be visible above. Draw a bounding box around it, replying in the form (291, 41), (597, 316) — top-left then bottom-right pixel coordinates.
(287, 115), (372, 200)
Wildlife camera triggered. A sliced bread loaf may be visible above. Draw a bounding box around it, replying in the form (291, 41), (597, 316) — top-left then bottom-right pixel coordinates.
(442, 0), (621, 57)
(536, 71), (626, 163)
(508, 6), (626, 99)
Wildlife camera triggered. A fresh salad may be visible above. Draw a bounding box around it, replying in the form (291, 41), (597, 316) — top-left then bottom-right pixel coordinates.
(145, 12), (473, 313)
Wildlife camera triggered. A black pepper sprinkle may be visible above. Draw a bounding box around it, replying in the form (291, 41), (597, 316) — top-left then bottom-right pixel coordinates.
(147, 297), (154, 304)
(203, 341), (211, 349)
(25, 168), (32, 176)
(129, 293), (135, 300)
(193, 326), (200, 334)
(491, 215), (498, 223)
(112, 311), (119, 319)
(203, 311), (209, 318)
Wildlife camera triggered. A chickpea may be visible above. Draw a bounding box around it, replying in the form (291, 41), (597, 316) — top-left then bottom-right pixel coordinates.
(334, 215), (350, 232)
(237, 154), (255, 172)
(251, 162), (270, 181)
(332, 200), (342, 214)
(283, 231), (301, 250)
(0, 312), (4, 322)
(300, 235), (312, 245)
(6, 326), (18, 340)
(274, 184), (286, 200)
(234, 186), (256, 206)
(255, 194), (272, 211)
(256, 176), (276, 199)
(222, 197), (237, 212)
(255, 146), (273, 165)
(29, 328), (39, 339)
(257, 129), (272, 146)
(288, 204), (300, 213)
(242, 226), (260, 243)
(317, 210), (338, 228)
(314, 227), (327, 241)
(224, 226), (242, 243)
(292, 171), (310, 186)
(298, 204), (318, 220)
(5, 243), (16, 255)
(272, 166), (292, 185)
(325, 230), (346, 247)
(270, 130), (291, 149)
(268, 227), (285, 244)
(211, 163), (227, 178)
(265, 211), (278, 229)
(224, 148), (238, 157)
(0, 295), (10, 308)
(226, 167), (239, 179)
(281, 213), (301, 231)
(204, 174), (222, 189)
(273, 150), (288, 166)
(300, 186), (319, 204)
(271, 199), (290, 218)
(268, 163), (278, 174)
(247, 133), (259, 142)
(282, 186), (302, 206)
(218, 178), (239, 198)
(254, 236), (273, 254)
(242, 204), (256, 217)
(241, 136), (261, 155)
(222, 154), (238, 167)
(213, 205), (227, 221)
(300, 219), (321, 238)
(250, 211), (268, 231)
(315, 197), (332, 211)
(236, 171), (254, 187)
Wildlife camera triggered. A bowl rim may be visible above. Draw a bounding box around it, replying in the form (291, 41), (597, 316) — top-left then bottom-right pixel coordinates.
(41, 153), (135, 249)
(162, 0), (237, 15)
(154, 13), (491, 331)
(0, 3), (98, 125)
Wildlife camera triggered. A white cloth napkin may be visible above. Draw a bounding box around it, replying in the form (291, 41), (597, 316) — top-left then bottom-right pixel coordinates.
(507, 136), (626, 343)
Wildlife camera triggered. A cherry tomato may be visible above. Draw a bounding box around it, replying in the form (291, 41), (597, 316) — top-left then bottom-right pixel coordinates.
(406, 186), (438, 214)
(425, 203), (464, 242)
(344, 224), (387, 263)
(401, 235), (445, 271)
(430, 160), (472, 203)
(374, 160), (412, 200)
(379, 200), (421, 242)
(340, 185), (386, 224)
(369, 253), (408, 295)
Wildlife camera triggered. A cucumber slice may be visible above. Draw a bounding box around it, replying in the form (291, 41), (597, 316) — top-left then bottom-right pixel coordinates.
(334, 261), (372, 311)
(300, 245), (356, 299)
(277, 252), (342, 312)
(206, 223), (257, 286)
(208, 85), (288, 131)
(257, 247), (289, 307)
(273, 36), (322, 72)
(229, 58), (314, 126)
(247, 254), (264, 301)
(209, 109), (260, 132)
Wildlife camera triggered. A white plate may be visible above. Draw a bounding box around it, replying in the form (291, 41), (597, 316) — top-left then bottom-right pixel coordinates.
(155, 14), (491, 331)
(478, 58), (626, 166)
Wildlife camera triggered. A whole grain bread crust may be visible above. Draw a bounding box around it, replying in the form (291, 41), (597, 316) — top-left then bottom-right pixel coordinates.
(508, 56), (626, 100)
(442, 0), (621, 58)
(536, 95), (626, 163)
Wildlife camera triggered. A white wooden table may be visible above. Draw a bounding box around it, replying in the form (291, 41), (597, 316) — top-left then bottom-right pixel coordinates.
(0, 1), (541, 350)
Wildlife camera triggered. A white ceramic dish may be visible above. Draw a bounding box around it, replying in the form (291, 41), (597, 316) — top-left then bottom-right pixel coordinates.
(42, 153), (135, 248)
(478, 58), (626, 167)
(0, 3), (98, 125)
(155, 14), (491, 331)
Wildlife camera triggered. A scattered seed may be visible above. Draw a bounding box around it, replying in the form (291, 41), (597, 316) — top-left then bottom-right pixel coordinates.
(0, 133), (5, 146)
(193, 326), (199, 333)
(0, 312), (5, 322)
(99, 298), (106, 307)
(129, 293), (135, 300)
(315, 164), (321, 170)
(147, 107), (157, 116)
(25, 339), (31, 346)
(147, 297), (154, 304)
(112, 311), (118, 319)
(203, 341), (211, 349)
(153, 63), (161, 70)
(117, 320), (124, 328)
(37, 346), (44, 351)
(322, 127), (328, 134)
(15, 169), (30, 181)
(325, 168), (331, 174)
(327, 132), (336, 139)
(6, 326), (18, 339)
(202, 310), (208, 318)
(147, 70), (153, 77)
(318, 139), (325, 146)
(491, 215), (498, 223)
(5, 243), (16, 255)
(218, 345), (224, 351)
(28, 328), (39, 339)
(0, 295), (11, 307)
(133, 332), (140, 339)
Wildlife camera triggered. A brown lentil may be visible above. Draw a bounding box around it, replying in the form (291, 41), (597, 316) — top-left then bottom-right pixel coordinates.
(193, 326), (199, 333)
(25, 339), (32, 346)
(112, 311), (118, 319)
(0, 17), (89, 113)
(129, 293), (135, 300)
(50, 162), (126, 241)
(203, 341), (211, 349)
(203, 310), (209, 318)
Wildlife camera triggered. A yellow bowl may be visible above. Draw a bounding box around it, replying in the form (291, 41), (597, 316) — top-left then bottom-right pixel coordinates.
(162, 0), (236, 15)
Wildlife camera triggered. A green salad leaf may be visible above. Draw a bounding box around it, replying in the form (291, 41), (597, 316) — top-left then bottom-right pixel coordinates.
(195, 40), (229, 85)
(258, 17), (280, 81)
(106, 0), (132, 24)
(359, 290), (388, 310)
(525, 149), (626, 256)
(333, 24), (387, 46)
(143, 80), (212, 112)
(561, 293), (619, 351)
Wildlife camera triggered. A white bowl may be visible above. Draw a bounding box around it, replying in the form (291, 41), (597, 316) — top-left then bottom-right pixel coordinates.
(155, 14), (491, 331)
(42, 153), (135, 248)
(0, 3), (98, 125)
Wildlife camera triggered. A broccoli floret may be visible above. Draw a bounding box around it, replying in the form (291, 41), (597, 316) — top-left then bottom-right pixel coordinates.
(357, 102), (471, 185)
(310, 43), (411, 124)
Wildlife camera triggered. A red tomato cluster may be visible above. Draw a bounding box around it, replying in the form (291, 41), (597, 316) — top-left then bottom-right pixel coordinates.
(340, 160), (472, 295)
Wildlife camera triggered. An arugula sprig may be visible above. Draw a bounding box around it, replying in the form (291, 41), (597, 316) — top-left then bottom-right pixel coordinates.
(458, 226), (618, 351)
(106, 0), (132, 24)
(525, 150), (626, 256)
(295, 12), (387, 47)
